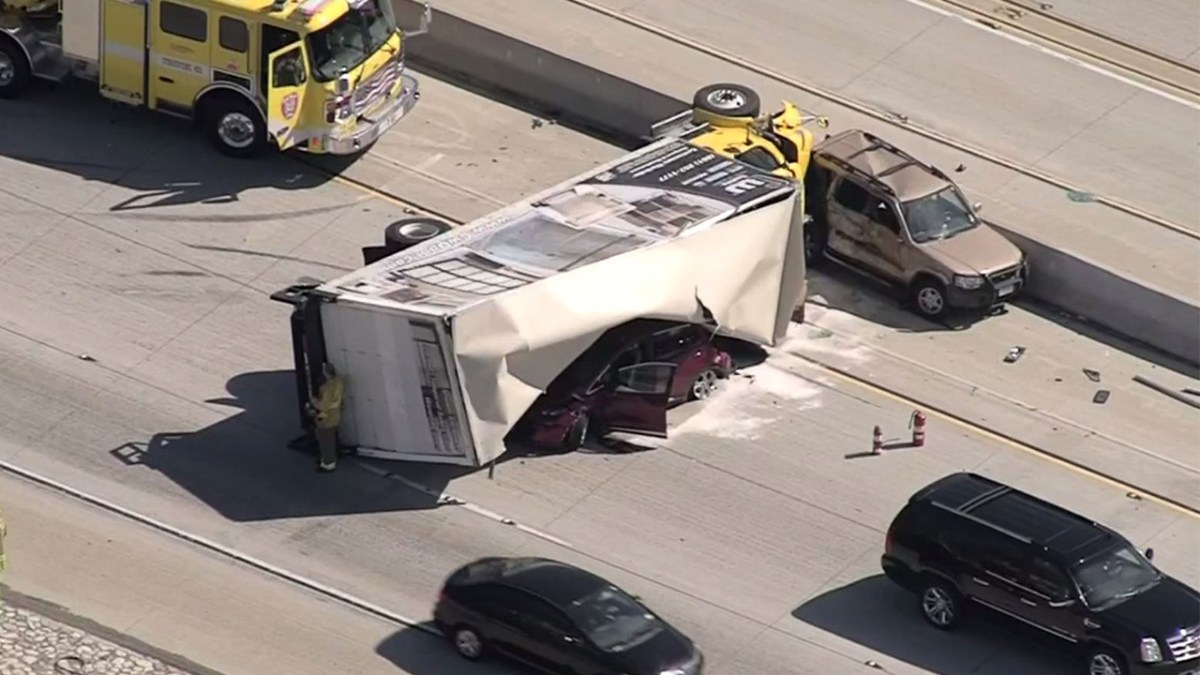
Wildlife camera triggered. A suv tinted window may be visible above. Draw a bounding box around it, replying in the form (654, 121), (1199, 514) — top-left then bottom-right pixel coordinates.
(833, 179), (871, 212)
(979, 534), (1030, 583)
(649, 326), (697, 361)
(867, 199), (901, 233)
(1028, 557), (1072, 600)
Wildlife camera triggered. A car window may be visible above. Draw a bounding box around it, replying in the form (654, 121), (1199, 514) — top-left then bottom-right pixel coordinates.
(832, 179), (871, 212)
(1028, 557), (1072, 600)
(649, 326), (697, 361)
(520, 600), (577, 638)
(474, 584), (530, 622)
(901, 186), (978, 243)
(1071, 546), (1160, 610)
(867, 199), (901, 234)
(615, 363), (674, 395)
(981, 536), (1028, 582)
(562, 586), (664, 653)
(735, 146), (783, 172)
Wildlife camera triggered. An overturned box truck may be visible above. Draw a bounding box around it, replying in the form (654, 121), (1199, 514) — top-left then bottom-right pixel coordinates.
(271, 137), (808, 467)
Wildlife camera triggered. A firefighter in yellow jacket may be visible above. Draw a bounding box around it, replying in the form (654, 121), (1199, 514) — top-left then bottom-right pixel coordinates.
(307, 363), (346, 473)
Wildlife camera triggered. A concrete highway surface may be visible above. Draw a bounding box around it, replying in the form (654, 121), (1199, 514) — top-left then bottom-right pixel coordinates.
(1, 27), (1198, 675)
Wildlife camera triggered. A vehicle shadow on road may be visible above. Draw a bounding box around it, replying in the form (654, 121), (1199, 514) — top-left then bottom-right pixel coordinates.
(0, 80), (339, 213)
(807, 268), (980, 333)
(376, 626), (525, 675)
(792, 575), (1077, 675)
(107, 370), (460, 522)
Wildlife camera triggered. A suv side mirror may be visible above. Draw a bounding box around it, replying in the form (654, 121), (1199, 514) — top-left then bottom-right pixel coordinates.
(1144, 547), (1155, 561)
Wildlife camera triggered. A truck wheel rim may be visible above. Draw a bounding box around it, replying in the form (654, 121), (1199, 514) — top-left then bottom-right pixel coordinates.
(399, 222), (441, 240)
(218, 112), (256, 149)
(921, 587), (953, 625)
(917, 287), (944, 315)
(0, 53), (13, 86)
(706, 88), (747, 111)
(455, 629), (481, 658)
(1089, 654), (1120, 675)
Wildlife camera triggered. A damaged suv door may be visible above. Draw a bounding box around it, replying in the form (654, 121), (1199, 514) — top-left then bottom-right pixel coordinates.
(602, 362), (677, 437)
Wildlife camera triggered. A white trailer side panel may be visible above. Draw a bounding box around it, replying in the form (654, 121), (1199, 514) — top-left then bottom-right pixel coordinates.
(320, 302), (475, 465)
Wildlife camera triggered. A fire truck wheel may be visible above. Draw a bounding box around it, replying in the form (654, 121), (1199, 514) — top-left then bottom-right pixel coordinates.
(693, 83), (761, 118)
(0, 37), (32, 99)
(384, 217), (452, 252)
(202, 95), (267, 159)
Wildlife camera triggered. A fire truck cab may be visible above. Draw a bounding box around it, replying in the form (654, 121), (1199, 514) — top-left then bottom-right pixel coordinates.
(0, 0), (430, 157)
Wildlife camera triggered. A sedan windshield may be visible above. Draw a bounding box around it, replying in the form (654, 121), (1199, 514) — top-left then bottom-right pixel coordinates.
(1072, 546), (1160, 610)
(901, 186), (978, 243)
(563, 586), (663, 653)
(306, 0), (397, 82)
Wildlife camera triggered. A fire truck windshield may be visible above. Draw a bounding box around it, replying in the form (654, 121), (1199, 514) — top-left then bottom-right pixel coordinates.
(306, 0), (398, 82)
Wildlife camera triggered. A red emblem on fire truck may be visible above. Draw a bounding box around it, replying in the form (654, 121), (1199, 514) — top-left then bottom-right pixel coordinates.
(280, 93), (299, 120)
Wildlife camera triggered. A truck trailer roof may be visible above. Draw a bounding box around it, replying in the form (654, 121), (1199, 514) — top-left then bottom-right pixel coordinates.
(318, 137), (796, 317)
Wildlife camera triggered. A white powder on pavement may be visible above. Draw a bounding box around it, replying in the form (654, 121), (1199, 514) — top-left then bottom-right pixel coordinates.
(673, 363), (823, 440)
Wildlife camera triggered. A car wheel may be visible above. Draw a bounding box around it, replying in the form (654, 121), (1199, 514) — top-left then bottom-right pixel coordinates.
(563, 413), (589, 451)
(692, 83), (761, 118)
(450, 625), (485, 661)
(1085, 647), (1127, 675)
(384, 217), (452, 253)
(910, 278), (948, 320)
(803, 221), (828, 268)
(0, 37), (33, 99)
(918, 578), (962, 630)
(689, 368), (721, 401)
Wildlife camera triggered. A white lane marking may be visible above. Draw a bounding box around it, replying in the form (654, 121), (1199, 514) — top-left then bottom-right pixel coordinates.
(352, 459), (575, 549)
(892, 0), (1200, 111)
(0, 458), (439, 636)
(411, 152), (445, 173)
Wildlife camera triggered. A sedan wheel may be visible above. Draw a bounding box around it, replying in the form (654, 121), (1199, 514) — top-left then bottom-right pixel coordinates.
(919, 582), (960, 629)
(691, 368), (720, 400)
(452, 626), (484, 661)
(1087, 650), (1126, 675)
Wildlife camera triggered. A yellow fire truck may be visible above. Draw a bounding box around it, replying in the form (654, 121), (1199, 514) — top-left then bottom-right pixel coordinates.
(0, 0), (431, 157)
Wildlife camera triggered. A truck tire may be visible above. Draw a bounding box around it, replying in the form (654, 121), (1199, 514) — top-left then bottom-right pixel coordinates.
(202, 94), (268, 159)
(384, 217), (452, 253)
(0, 37), (33, 100)
(693, 83), (761, 118)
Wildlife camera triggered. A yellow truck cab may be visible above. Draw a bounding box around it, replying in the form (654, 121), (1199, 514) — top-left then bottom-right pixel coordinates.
(663, 83), (829, 183)
(0, 0), (431, 157)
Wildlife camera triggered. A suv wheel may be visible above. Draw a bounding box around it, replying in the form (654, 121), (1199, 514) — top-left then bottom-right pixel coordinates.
(1086, 647), (1127, 675)
(451, 625), (485, 661)
(910, 278), (948, 320)
(918, 578), (962, 630)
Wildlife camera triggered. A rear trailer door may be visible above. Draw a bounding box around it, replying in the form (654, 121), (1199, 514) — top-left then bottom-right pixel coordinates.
(320, 302), (476, 465)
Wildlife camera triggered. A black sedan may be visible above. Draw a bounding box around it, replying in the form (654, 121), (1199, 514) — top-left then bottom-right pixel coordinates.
(433, 556), (704, 675)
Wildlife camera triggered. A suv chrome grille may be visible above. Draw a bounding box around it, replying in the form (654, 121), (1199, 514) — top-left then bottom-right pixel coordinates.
(987, 265), (1021, 286)
(1167, 624), (1200, 661)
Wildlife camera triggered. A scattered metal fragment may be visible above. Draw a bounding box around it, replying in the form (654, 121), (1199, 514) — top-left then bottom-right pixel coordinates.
(531, 118), (544, 129)
(954, 163), (967, 172)
(810, 327), (833, 339)
(1126, 491), (1142, 501)
(1133, 375), (1200, 409)
(1092, 390), (1110, 405)
(1003, 346), (1026, 363)
(77, 354), (96, 362)
(1039, 2), (1053, 10)
(500, 517), (516, 525)
(1066, 190), (1096, 203)
(864, 660), (882, 669)
(1083, 368), (1101, 382)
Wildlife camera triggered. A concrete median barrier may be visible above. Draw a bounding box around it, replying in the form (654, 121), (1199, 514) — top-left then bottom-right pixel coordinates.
(395, 0), (1199, 367)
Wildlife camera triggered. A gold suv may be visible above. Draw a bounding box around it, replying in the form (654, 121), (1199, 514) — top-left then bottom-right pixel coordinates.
(806, 130), (1027, 320)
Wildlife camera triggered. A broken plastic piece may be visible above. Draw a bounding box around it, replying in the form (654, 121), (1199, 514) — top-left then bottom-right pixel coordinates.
(1003, 346), (1026, 363)
(1083, 368), (1101, 382)
(1093, 390), (1110, 404)
(1066, 190), (1096, 203)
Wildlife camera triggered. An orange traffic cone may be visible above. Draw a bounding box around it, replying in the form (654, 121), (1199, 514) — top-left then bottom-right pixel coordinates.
(911, 411), (927, 447)
(872, 425), (883, 455)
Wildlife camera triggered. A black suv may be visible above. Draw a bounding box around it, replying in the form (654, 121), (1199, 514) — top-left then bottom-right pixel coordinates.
(882, 472), (1200, 675)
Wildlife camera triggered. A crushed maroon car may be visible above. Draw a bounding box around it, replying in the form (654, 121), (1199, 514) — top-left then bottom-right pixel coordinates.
(517, 320), (733, 451)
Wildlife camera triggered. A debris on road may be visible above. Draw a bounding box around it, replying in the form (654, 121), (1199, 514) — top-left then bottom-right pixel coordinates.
(1126, 491), (1143, 501)
(1132, 375), (1200, 409)
(1003, 346), (1026, 363)
(1083, 368), (1101, 382)
(1092, 390), (1110, 405)
(1066, 190), (1096, 203)
(77, 354), (96, 362)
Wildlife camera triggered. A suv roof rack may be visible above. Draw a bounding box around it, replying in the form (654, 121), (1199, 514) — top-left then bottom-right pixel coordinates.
(921, 473), (1113, 557)
(816, 130), (952, 198)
